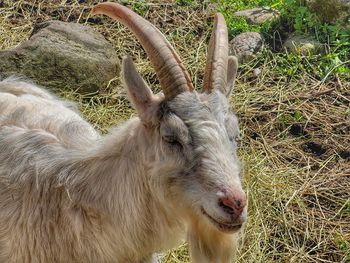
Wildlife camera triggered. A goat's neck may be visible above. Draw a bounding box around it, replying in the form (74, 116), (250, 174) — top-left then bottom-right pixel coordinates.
(65, 118), (184, 258)
(71, 118), (169, 219)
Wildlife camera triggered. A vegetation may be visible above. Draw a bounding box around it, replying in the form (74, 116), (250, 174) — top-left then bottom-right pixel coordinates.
(0, 0), (349, 262)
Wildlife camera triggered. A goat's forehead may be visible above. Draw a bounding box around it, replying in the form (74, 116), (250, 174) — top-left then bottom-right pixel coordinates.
(166, 92), (227, 122)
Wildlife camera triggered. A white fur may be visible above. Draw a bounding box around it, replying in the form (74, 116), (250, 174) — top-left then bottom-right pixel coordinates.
(0, 77), (245, 262)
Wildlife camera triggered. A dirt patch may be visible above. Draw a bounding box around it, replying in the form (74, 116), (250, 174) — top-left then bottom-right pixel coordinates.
(301, 141), (328, 156)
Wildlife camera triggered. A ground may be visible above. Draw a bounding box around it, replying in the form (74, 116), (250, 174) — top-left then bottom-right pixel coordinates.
(0, 0), (349, 262)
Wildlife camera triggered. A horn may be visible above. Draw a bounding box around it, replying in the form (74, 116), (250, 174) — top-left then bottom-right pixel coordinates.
(91, 2), (194, 100)
(203, 13), (228, 94)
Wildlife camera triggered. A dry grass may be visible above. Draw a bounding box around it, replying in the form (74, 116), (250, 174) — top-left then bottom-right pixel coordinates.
(1, 0), (349, 262)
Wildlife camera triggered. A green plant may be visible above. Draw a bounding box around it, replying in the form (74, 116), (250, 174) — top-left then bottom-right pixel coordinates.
(120, 0), (150, 16)
(213, 0), (350, 81)
(176, 0), (197, 6)
(335, 235), (350, 261)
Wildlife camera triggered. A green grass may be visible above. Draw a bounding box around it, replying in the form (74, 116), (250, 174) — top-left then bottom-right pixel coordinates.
(221, 0), (350, 77)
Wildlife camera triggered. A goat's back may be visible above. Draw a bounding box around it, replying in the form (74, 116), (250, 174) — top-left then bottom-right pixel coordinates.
(0, 78), (100, 148)
(0, 78), (110, 262)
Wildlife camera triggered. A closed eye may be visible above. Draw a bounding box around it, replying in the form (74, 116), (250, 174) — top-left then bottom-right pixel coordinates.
(163, 135), (183, 149)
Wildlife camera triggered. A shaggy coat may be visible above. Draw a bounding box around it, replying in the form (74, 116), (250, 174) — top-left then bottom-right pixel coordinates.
(0, 77), (245, 262)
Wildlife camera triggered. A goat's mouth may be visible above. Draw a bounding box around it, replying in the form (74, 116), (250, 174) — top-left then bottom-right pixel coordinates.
(200, 207), (242, 233)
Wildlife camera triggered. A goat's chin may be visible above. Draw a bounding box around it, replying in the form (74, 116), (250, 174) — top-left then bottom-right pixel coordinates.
(200, 207), (242, 234)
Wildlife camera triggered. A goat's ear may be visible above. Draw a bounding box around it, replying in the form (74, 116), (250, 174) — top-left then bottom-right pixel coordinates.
(122, 56), (156, 116)
(225, 56), (238, 97)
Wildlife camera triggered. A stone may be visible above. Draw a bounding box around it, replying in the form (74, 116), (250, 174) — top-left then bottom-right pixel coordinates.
(233, 7), (280, 25)
(253, 68), (262, 77)
(229, 32), (264, 63)
(307, 0), (350, 23)
(341, 0), (350, 5)
(283, 35), (323, 55)
(341, 0), (350, 6)
(0, 20), (119, 93)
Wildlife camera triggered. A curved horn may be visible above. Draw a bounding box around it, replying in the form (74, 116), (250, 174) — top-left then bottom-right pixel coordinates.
(203, 13), (228, 94)
(91, 2), (193, 100)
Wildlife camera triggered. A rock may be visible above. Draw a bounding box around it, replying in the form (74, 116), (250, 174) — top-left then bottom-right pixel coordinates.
(233, 7), (280, 25)
(253, 68), (262, 77)
(341, 0), (350, 5)
(283, 35), (323, 55)
(307, 0), (350, 23)
(342, 0), (350, 6)
(0, 20), (119, 93)
(230, 32), (264, 63)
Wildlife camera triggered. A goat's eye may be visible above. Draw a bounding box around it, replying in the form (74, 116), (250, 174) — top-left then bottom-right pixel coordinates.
(163, 135), (182, 148)
(163, 135), (177, 144)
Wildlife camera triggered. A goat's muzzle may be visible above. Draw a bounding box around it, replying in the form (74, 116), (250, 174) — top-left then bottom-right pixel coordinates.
(201, 188), (247, 233)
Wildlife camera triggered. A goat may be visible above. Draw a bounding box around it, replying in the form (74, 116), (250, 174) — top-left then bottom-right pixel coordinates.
(0, 2), (247, 262)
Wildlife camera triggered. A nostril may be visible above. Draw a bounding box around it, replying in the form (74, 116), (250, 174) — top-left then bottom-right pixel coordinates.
(218, 195), (246, 216)
(236, 199), (242, 208)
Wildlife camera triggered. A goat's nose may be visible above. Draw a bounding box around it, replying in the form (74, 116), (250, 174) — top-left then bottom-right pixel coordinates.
(218, 190), (246, 217)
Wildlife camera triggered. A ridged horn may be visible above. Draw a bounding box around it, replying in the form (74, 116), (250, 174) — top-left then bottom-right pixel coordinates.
(203, 13), (228, 94)
(91, 2), (194, 100)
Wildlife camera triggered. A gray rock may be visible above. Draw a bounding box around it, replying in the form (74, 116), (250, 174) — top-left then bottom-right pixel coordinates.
(0, 20), (119, 93)
(283, 35), (324, 55)
(230, 32), (264, 63)
(253, 68), (262, 77)
(233, 7), (280, 25)
(307, 0), (350, 23)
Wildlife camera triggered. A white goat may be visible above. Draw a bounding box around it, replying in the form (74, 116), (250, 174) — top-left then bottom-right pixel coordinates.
(0, 2), (247, 262)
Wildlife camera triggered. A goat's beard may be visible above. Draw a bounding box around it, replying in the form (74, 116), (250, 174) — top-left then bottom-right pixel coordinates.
(187, 213), (240, 263)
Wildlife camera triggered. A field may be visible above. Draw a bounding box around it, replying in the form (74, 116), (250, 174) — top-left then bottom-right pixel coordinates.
(1, 0), (349, 262)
